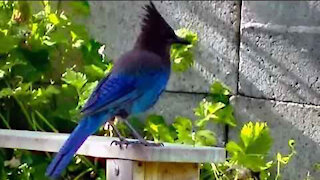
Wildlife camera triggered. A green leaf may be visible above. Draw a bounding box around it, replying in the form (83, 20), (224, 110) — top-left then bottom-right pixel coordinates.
(144, 114), (174, 143)
(240, 122), (272, 155)
(61, 68), (87, 91)
(19, 48), (50, 73)
(208, 81), (232, 105)
(81, 39), (108, 69)
(52, 84), (78, 120)
(30, 85), (60, 106)
(170, 28), (197, 72)
(259, 170), (271, 180)
(84, 64), (105, 81)
(49, 27), (71, 44)
(0, 2), (14, 27)
(226, 122), (273, 172)
(214, 105), (236, 127)
(194, 99), (225, 128)
(48, 13), (59, 25)
(226, 141), (244, 155)
(0, 34), (19, 54)
(173, 116), (194, 145)
(210, 81), (231, 96)
(78, 81), (98, 109)
(69, 24), (89, 42)
(195, 130), (216, 146)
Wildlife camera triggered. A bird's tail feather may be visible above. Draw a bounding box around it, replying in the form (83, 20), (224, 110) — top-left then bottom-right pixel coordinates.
(46, 113), (110, 178)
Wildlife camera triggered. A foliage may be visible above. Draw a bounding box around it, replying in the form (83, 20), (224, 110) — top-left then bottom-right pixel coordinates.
(202, 123), (296, 180)
(226, 122), (273, 172)
(0, 1), (108, 179)
(195, 81), (236, 128)
(170, 28), (198, 72)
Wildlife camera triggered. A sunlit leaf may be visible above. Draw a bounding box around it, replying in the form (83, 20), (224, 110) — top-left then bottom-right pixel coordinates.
(170, 28), (197, 72)
(195, 130), (216, 146)
(173, 116), (193, 145)
(61, 68), (87, 91)
(240, 122), (272, 155)
(194, 99), (225, 128)
(226, 122), (273, 172)
(48, 13), (59, 25)
(144, 114), (174, 143)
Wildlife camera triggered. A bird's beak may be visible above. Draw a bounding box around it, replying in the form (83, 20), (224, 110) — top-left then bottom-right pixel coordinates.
(171, 36), (191, 45)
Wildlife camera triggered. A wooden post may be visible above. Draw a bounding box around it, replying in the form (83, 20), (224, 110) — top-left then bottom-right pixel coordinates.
(106, 160), (199, 180)
(0, 129), (225, 180)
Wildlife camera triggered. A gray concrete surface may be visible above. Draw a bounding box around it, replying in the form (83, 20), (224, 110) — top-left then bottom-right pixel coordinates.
(240, 1), (320, 105)
(85, 1), (320, 178)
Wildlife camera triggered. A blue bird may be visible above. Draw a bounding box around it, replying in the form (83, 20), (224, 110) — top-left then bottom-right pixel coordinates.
(46, 1), (190, 178)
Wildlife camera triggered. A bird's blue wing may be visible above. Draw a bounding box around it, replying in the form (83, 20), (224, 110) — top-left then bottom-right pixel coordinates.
(81, 74), (140, 116)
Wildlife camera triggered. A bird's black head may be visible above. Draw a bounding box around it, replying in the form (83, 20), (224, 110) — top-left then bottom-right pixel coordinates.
(134, 2), (190, 57)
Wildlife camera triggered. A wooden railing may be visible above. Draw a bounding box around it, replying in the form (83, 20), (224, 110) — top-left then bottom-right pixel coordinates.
(0, 129), (225, 180)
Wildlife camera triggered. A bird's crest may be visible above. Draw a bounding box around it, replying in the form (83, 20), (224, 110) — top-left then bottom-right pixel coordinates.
(141, 1), (174, 35)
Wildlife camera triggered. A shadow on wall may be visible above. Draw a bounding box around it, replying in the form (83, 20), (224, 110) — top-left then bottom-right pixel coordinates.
(240, 29), (320, 105)
(240, 1), (320, 105)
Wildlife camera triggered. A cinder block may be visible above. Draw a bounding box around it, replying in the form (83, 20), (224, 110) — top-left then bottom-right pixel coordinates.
(230, 96), (320, 179)
(242, 1), (320, 26)
(240, 1), (320, 105)
(86, 1), (240, 93)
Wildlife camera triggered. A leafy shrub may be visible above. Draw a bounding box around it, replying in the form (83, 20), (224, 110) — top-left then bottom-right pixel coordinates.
(0, 1), (109, 179)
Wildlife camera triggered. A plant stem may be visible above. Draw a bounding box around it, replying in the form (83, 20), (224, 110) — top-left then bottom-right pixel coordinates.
(79, 155), (95, 169)
(35, 110), (58, 133)
(73, 167), (93, 180)
(31, 111), (46, 132)
(0, 112), (11, 129)
(4, 80), (36, 130)
(15, 96), (36, 130)
(275, 160), (281, 180)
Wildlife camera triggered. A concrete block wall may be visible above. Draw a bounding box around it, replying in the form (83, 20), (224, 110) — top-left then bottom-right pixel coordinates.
(86, 1), (319, 178)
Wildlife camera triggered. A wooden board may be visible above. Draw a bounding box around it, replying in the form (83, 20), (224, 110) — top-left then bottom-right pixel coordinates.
(0, 129), (225, 163)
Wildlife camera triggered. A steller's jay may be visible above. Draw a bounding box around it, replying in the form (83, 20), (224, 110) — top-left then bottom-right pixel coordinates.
(46, 1), (190, 178)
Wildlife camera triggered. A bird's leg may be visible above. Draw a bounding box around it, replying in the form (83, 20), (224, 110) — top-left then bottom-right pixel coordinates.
(123, 119), (163, 147)
(108, 119), (131, 149)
